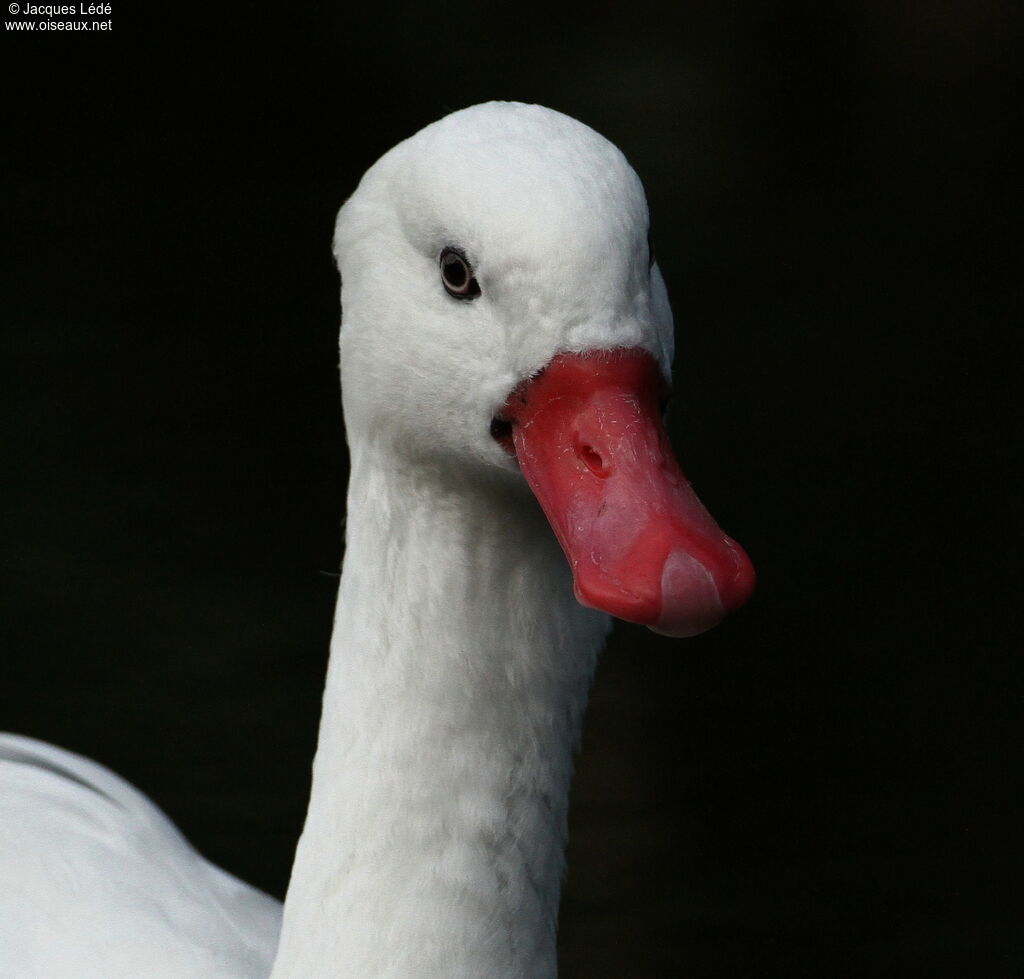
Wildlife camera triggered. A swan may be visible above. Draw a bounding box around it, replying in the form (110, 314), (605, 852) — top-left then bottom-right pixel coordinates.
(0, 101), (754, 978)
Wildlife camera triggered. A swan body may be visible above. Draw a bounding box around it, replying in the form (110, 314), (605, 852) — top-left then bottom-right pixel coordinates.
(0, 102), (753, 978)
(0, 734), (281, 977)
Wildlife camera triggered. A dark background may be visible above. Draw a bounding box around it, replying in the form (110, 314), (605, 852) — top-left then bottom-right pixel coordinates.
(2, 2), (1019, 976)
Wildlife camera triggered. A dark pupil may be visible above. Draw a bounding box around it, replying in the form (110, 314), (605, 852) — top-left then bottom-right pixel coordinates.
(443, 254), (468, 289)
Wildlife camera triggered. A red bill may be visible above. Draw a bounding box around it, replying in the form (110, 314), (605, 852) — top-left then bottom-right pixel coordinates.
(498, 348), (755, 637)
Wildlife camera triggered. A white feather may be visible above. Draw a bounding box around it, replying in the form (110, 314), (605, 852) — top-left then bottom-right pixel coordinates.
(0, 734), (280, 977)
(1, 101), (675, 978)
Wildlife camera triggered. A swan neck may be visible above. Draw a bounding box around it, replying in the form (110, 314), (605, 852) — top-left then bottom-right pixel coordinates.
(271, 444), (609, 979)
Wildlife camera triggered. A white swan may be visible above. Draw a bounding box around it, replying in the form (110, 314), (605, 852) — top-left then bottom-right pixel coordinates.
(0, 102), (754, 979)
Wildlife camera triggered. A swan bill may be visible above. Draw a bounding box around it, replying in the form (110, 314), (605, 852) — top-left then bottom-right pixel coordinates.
(500, 347), (755, 637)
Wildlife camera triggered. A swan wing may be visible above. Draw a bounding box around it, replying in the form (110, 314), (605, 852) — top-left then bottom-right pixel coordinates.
(0, 733), (282, 978)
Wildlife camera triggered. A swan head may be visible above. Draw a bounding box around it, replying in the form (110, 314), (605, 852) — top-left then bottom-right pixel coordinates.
(335, 102), (754, 636)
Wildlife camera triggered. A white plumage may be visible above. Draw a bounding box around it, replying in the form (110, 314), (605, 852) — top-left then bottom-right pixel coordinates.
(0, 735), (280, 977)
(0, 102), (751, 978)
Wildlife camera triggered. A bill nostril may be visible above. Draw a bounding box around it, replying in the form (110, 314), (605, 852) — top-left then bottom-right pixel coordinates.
(575, 437), (610, 478)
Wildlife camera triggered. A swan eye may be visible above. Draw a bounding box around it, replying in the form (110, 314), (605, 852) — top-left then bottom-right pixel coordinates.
(440, 247), (481, 300)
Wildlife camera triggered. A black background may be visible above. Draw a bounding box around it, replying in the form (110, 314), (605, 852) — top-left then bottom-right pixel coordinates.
(2, 3), (1020, 976)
